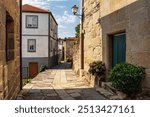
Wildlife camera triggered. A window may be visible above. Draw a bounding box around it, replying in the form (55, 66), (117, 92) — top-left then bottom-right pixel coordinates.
(26, 15), (38, 28)
(28, 39), (36, 52)
(6, 11), (14, 61)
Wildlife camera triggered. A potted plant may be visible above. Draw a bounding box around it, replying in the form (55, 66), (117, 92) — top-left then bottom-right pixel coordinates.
(88, 61), (106, 87)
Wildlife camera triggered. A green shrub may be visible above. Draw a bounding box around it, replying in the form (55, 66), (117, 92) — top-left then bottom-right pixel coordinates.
(88, 61), (106, 77)
(40, 65), (47, 72)
(22, 78), (32, 86)
(109, 63), (145, 96)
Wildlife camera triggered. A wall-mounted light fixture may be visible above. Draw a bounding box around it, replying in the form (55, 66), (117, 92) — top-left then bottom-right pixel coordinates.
(71, 3), (85, 71)
(71, 5), (82, 17)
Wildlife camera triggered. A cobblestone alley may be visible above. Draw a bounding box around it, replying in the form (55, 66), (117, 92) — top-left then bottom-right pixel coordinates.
(17, 63), (105, 100)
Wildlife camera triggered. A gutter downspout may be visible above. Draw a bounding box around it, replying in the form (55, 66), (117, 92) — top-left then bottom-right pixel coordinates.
(80, 0), (84, 77)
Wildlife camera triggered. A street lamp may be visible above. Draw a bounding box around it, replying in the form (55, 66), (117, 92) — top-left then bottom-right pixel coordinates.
(71, 5), (82, 17)
(72, 5), (78, 15)
(71, 3), (84, 72)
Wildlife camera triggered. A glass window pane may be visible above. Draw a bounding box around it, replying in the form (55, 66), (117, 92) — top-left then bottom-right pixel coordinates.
(26, 15), (38, 28)
(28, 39), (36, 52)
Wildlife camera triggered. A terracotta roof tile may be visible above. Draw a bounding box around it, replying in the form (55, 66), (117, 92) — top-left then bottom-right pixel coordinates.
(22, 4), (49, 13)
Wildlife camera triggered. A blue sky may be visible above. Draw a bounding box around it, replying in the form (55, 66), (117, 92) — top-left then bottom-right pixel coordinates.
(22, 0), (80, 38)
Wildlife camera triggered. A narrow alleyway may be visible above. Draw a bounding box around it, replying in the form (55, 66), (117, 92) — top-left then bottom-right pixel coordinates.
(17, 63), (105, 100)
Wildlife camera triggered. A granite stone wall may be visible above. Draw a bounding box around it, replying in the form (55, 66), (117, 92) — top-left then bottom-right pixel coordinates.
(82, 0), (150, 87)
(82, 0), (102, 85)
(100, 0), (150, 88)
(0, 0), (20, 99)
(72, 44), (80, 75)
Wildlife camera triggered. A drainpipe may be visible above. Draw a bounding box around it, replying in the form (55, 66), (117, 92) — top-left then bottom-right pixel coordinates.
(20, 0), (22, 90)
(80, 0), (84, 76)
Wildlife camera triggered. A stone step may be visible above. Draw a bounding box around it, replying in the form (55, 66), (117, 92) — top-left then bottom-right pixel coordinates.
(101, 82), (117, 94)
(96, 87), (114, 99)
(101, 82), (127, 100)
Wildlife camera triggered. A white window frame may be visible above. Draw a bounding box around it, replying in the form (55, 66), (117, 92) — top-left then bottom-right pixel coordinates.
(28, 39), (36, 52)
(26, 15), (38, 28)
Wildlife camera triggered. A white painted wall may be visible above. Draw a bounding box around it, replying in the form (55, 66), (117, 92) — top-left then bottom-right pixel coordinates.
(22, 36), (48, 57)
(22, 12), (58, 58)
(22, 12), (49, 35)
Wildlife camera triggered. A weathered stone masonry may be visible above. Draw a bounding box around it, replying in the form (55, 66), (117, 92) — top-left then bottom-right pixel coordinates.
(83, 0), (102, 71)
(100, 0), (150, 88)
(73, 43), (80, 74)
(81, 0), (150, 88)
(0, 0), (20, 99)
(81, 0), (102, 84)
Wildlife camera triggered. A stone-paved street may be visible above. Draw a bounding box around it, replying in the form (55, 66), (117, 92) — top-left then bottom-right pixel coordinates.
(17, 62), (105, 100)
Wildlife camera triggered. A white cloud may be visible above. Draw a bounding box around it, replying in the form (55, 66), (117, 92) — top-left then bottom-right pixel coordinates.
(47, 0), (68, 1)
(23, 0), (68, 5)
(23, 1), (76, 24)
(59, 24), (67, 29)
(56, 10), (76, 24)
(22, 0), (68, 11)
(22, 0), (78, 38)
(56, 5), (66, 9)
(23, 0), (48, 7)
(56, 10), (77, 38)
(56, 10), (76, 37)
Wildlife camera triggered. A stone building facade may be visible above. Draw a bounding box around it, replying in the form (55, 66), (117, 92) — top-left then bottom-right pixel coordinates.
(22, 4), (58, 78)
(64, 37), (79, 62)
(58, 38), (64, 63)
(72, 43), (80, 74)
(80, 0), (150, 88)
(0, 0), (21, 99)
(79, 0), (102, 84)
(101, 0), (150, 88)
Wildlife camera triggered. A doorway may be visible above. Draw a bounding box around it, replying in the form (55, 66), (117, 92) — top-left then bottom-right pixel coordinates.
(112, 33), (126, 67)
(29, 62), (38, 78)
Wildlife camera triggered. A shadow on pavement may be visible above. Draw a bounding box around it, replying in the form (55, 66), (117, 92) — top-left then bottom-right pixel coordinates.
(17, 88), (106, 100)
(17, 62), (106, 100)
(51, 62), (72, 70)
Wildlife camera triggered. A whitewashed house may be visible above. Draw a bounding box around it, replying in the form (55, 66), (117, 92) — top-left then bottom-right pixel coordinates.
(22, 4), (58, 78)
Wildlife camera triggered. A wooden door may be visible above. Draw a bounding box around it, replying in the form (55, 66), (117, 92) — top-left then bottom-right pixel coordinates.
(29, 62), (38, 78)
(112, 33), (126, 67)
